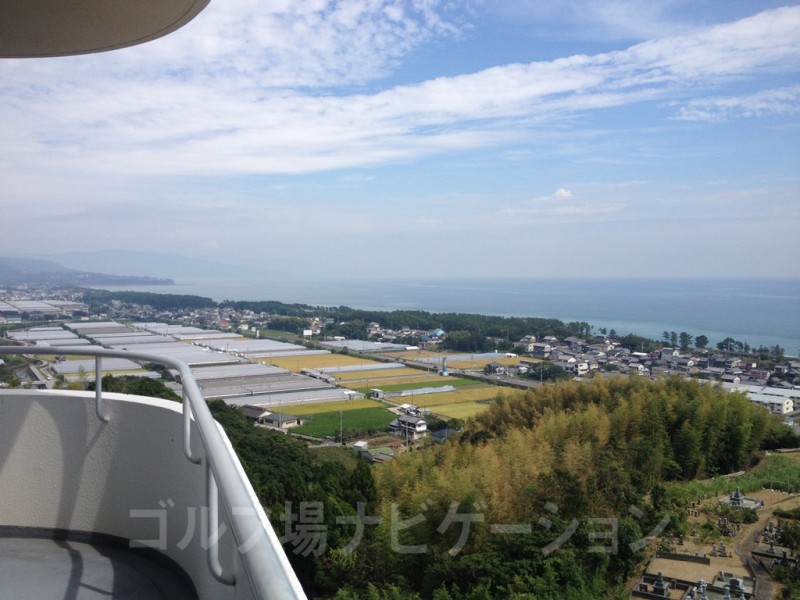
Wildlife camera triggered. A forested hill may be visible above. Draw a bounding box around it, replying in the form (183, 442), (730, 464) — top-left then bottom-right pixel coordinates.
(210, 376), (799, 599)
(0, 256), (174, 286)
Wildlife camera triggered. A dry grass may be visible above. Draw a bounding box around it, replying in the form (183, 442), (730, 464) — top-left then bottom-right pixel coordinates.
(263, 353), (377, 371)
(447, 356), (527, 369)
(393, 350), (442, 360)
(422, 386), (499, 407)
(432, 401), (492, 420)
(334, 367), (422, 381)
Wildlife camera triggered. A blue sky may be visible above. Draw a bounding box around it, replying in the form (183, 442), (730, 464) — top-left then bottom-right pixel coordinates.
(1, 0), (799, 279)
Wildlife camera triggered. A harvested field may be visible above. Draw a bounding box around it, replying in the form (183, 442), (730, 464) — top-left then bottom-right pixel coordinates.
(447, 356), (529, 369)
(432, 401), (493, 420)
(421, 387), (499, 407)
(392, 350), (442, 360)
(263, 353), (371, 371)
(334, 367), (422, 381)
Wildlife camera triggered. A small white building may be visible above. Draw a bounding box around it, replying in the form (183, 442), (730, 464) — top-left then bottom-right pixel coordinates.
(723, 383), (797, 415)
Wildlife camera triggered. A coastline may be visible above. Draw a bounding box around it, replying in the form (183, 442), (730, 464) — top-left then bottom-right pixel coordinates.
(95, 276), (800, 355)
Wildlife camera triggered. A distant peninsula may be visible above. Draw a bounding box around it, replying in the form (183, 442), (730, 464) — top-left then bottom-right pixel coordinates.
(0, 257), (174, 287)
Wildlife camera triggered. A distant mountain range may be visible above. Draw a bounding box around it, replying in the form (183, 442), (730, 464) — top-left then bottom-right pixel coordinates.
(37, 250), (282, 281)
(0, 256), (174, 287)
(2, 250), (285, 288)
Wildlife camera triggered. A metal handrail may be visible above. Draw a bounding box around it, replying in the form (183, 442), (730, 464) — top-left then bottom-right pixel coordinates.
(0, 345), (307, 600)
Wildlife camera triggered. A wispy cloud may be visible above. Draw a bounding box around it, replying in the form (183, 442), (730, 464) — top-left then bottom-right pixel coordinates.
(2, 5), (798, 182)
(489, 0), (697, 40)
(672, 85), (800, 122)
(1, 3), (798, 278)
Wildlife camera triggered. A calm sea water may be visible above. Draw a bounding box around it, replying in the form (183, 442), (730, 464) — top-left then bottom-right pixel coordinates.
(101, 277), (800, 355)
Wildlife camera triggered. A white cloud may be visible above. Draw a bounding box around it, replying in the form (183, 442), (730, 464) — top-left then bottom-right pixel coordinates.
(553, 187), (573, 200)
(1, 5), (798, 186)
(499, 187), (625, 222)
(672, 85), (800, 122)
(0, 3), (799, 279)
(485, 0), (733, 41)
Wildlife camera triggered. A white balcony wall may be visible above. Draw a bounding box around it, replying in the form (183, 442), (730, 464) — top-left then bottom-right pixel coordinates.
(0, 389), (259, 599)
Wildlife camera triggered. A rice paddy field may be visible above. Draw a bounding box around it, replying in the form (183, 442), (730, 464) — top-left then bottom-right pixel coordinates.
(409, 386), (499, 407)
(333, 367), (424, 381)
(353, 378), (484, 394)
(393, 349), (441, 360)
(293, 406), (395, 438)
(255, 349), (508, 432)
(432, 401), (492, 420)
(285, 382), (501, 438)
(282, 398), (383, 416)
(355, 374), (447, 388)
(263, 353), (369, 371)
(446, 355), (532, 369)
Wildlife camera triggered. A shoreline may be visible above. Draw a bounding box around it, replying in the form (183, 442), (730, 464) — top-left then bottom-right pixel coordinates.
(92, 276), (800, 354)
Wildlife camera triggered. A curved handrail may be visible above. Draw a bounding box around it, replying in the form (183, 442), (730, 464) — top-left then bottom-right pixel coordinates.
(0, 345), (307, 600)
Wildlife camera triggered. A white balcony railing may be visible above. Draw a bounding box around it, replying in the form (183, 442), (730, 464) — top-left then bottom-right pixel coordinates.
(0, 345), (307, 600)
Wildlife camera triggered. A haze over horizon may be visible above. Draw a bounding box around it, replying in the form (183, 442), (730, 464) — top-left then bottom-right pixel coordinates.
(2, 1), (799, 280)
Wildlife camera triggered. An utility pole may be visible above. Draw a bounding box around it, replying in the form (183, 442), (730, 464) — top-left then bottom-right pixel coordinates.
(339, 410), (343, 445)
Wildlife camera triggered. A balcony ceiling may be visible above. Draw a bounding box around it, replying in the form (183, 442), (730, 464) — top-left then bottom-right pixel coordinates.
(0, 0), (211, 58)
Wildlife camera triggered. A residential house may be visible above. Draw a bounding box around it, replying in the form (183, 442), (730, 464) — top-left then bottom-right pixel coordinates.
(531, 343), (552, 359)
(484, 361), (505, 376)
(262, 412), (302, 429)
(555, 359), (588, 376)
(389, 414), (427, 440)
(627, 364), (649, 376)
(239, 405), (272, 424)
(660, 348), (679, 361)
(517, 335), (537, 353)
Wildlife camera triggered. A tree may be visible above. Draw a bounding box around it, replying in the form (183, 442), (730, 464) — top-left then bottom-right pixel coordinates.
(695, 335), (709, 349)
(717, 337), (740, 352)
(678, 332), (693, 352)
(525, 362), (567, 382)
(669, 331), (678, 348)
(88, 375), (181, 402)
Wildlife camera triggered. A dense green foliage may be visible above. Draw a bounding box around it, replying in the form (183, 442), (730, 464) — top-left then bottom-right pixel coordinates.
(81, 289), (214, 310)
(466, 377), (797, 479)
(522, 361), (568, 382)
(222, 300), (593, 347)
(0, 353), (25, 386)
(224, 300), (319, 317)
(207, 376), (798, 599)
(208, 402), (379, 595)
(87, 374), (181, 401)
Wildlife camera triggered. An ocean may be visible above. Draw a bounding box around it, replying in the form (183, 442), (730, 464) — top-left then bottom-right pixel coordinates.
(99, 277), (800, 355)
